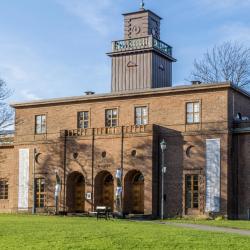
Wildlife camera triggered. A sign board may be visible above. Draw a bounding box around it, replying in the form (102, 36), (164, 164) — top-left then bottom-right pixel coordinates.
(18, 149), (30, 210)
(86, 192), (92, 200)
(205, 139), (221, 213)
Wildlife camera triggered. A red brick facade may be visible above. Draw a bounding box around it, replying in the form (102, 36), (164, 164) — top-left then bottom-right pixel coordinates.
(0, 8), (250, 219)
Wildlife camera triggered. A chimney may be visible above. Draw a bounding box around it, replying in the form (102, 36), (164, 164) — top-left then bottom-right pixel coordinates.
(191, 80), (202, 85)
(85, 91), (95, 95)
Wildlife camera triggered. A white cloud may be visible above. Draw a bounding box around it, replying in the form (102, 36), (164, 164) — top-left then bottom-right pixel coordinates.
(216, 22), (250, 45)
(55, 0), (121, 36)
(20, 89), (41, 101)
(196, 0), (250, 10)
(0, 64), (29, 82)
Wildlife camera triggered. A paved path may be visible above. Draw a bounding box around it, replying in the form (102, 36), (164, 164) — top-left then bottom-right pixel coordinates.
(130, 219), (250, 236)
(158, 221), (250, 236)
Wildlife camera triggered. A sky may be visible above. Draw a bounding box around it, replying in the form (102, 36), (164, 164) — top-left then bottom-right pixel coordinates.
(0, 0), (250, 103)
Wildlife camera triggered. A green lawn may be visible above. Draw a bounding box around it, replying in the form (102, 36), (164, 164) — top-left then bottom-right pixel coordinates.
(169, 219), (250, 230)
(0, 215), (250, 250)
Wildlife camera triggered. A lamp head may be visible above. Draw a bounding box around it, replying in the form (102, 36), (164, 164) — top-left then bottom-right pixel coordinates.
(160, 139), (167, 151)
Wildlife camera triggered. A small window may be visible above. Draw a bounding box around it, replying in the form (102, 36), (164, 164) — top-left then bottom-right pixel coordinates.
(35, 178), (46, 208)
(105, 109), (118, 127)
(135, 106), (148, 125)
(77, 111), (89, 129)
(185, 175), (199, 209)
(35, 115), (46, 134)
(0, 179), (8, 200)
(186, 102), (200, 124)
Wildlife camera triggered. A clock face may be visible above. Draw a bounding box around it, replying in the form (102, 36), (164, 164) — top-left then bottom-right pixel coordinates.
(152, 28), (156, 36)
(132, 25), (141, 34)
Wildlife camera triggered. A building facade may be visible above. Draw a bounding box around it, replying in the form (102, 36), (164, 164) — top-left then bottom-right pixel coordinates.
(1, 7), (250, 219)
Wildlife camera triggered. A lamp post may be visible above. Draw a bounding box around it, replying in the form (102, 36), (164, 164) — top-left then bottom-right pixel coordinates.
(160, 139), (167, 220)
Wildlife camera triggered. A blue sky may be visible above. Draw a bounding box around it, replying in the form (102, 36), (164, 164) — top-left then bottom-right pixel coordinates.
(0, 0), (250, 102)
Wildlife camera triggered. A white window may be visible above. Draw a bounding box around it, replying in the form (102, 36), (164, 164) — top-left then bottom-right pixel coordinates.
(105, 109), (118, 127)
(77, 111), (89, 129)
(186, 102), (200, 124)
(135, 106), (148, 125)
(35, 115), (46, 134)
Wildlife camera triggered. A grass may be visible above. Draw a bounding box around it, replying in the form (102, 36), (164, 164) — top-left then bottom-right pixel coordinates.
(0, 215), (250, 250)
(169, 218), (250, 230)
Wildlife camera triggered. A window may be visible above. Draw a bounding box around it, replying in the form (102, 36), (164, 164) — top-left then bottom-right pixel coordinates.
(35, 178), (46, 208)
(77, 111), (89, 129)
(135, 106), (148, 125)
(186, 102), (200, 124)
(0, 179), (8, 200)
(35, 115), (46, 134)
(105, 109), (118, 127)
(185, 175), (199, 209)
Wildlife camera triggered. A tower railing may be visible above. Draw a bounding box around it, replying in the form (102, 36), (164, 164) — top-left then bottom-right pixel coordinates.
(111, 36), (172, 57)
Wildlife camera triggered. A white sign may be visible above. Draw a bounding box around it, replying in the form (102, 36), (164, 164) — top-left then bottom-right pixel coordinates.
(85, 192), (92, 200)
(18, 149), (30, 210)
(205, 139), (221, 213)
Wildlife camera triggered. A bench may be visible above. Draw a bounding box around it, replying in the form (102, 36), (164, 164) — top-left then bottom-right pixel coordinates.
(96, 206), (112, 220)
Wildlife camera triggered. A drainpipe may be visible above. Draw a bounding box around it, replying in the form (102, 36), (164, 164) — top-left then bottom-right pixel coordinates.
(63, 131), (67, 214)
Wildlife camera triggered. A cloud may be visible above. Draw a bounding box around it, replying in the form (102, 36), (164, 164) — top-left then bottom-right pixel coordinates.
(55, 0), (121, 36)
(196, 0), (250, 10)
(216, 22), (250, 45)
(0, 64), (29, 82)
(20, 89), (41, 101)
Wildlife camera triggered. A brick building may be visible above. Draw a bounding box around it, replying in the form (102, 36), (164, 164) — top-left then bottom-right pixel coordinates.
(1, 7), (250, 219)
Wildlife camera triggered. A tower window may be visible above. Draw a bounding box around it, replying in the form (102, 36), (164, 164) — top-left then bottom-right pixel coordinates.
(35, 115), (46, 134)
(0, 179), (8, 200)
(105, 109), (118, 127)
(77, 111), (89, 129)
(135, 106), (148, 125)
(185, 175), (199, 209)
(35, 178), (46, 208)
(186, 102), (200, 124)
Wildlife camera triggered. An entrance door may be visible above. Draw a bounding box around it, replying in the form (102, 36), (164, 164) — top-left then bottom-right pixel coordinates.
(75, 178), (85, 212)
(66, 172), (85, 213)
(102, 174), (114, 210)
(132, 172), (144, 213)
(132, 179), (144, 213)
(124, 170), (144, 214)
(94, 171), (114, 211)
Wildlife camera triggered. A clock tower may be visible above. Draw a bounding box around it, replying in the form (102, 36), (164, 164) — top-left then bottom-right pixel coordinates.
(107, 7), (176, 92)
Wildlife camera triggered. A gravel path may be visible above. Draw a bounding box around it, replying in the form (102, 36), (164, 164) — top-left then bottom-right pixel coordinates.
(160, 222), (250, 236)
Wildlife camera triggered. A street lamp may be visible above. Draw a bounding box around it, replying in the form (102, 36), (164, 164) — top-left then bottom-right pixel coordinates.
(160, 139), (167, 220)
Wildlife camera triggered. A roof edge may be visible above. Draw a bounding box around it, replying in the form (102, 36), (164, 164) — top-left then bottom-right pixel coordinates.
(122, 9), (162, 20)
(10, 82), (240, 108)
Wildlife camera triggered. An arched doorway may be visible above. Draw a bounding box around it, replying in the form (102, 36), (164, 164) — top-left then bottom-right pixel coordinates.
(66, 172), (85, 213)
(94, 171), (114, 211)
(124, 170), (144, 214)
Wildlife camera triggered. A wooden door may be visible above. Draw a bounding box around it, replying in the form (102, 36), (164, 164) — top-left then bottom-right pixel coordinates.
(132, 182), (144, 214)
(103, 183), (114, 210)
(75, 184), (85, 212)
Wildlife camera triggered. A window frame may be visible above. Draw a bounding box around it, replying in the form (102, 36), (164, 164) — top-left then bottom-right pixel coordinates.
(185, 174), (199, 209)
(134, 106), (148, 126)
(105, 108), (118, 128)
(77, 111), (89, 129)
(35, 114), (47, 134)
(35, 178), (46, 208)
(186, 101), (201, 124)
(0, 179), (8, 200)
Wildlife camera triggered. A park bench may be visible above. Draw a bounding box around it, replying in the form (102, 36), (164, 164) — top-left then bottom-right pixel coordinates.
(96, 206), (112, 220)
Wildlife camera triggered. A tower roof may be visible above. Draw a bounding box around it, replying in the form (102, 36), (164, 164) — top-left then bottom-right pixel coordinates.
(122, 9), (162, 20)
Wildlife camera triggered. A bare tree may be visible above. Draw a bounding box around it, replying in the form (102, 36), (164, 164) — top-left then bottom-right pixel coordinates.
(191, 42), (250, 88)
(0, 78), (13, 131)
